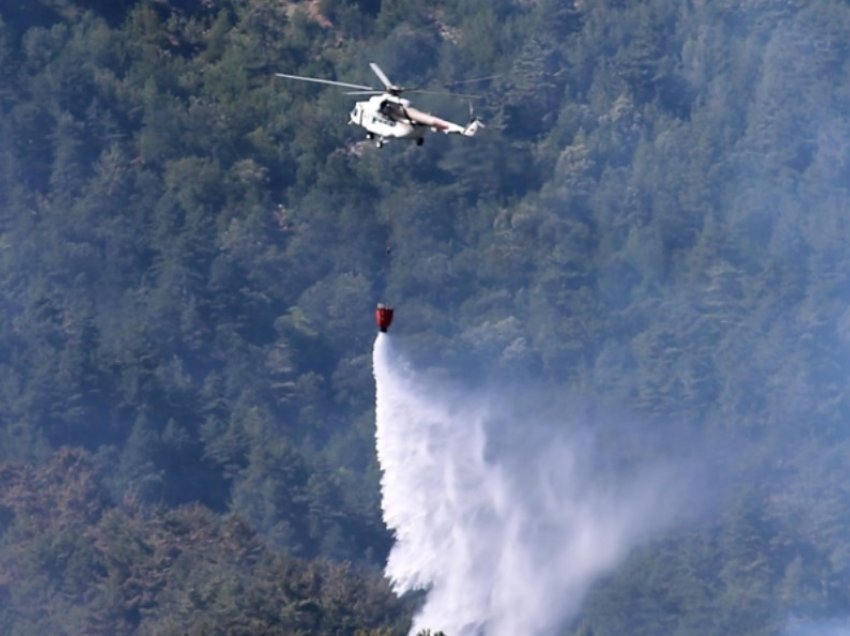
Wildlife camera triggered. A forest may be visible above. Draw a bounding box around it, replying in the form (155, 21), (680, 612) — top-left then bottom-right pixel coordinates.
(2, 0), (850, 633)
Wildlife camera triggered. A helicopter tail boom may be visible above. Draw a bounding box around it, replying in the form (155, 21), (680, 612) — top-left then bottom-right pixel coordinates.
(404, 107), (483, 137)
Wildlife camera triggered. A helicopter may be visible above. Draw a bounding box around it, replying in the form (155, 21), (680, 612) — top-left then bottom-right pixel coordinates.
(275, 63), (483, 148)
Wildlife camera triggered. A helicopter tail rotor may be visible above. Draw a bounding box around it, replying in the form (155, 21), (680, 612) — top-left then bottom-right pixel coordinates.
(462, 119), (484, 137)
(463, 102), (484, 136)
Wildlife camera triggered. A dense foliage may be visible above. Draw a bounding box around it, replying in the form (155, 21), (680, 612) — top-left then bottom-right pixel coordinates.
(0, 448), (410, 635)
(1, 0), (850, 633)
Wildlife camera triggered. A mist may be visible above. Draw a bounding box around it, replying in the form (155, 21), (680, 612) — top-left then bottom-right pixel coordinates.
(785, 618), (850, 636)
(373, 333), (693, 635)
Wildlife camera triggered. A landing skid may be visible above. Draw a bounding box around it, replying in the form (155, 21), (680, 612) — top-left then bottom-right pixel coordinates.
(364, 135), (423, 148)
(365, 133), (384, 148)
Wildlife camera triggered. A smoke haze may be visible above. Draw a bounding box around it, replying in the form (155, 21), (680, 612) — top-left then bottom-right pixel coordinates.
(785, 618), (850, 636)
(373, 333), (690, 635)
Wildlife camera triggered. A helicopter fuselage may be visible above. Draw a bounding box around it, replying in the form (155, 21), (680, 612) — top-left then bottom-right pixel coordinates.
(349, 95), (424, 144)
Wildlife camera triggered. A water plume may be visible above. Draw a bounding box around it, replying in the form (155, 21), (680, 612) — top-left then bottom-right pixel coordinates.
(373, 334), (686, 635)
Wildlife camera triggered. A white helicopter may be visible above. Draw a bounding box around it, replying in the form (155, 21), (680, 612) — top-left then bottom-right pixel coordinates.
(275, 63), (483, 148)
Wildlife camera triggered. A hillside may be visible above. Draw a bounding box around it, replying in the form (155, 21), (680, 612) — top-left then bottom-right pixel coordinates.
(1, 0), (850, 634)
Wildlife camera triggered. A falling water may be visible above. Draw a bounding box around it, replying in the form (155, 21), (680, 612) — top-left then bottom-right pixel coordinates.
(373, 334), (683, 635)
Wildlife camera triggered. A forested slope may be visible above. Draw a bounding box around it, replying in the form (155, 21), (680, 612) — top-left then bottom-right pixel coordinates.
(1, 0), (850, 634)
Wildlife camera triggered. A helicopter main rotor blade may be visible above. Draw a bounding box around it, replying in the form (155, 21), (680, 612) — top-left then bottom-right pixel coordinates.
(369, 63), (395, 90)
(444, 74), (501, 86)
(275, 73), (376, 92)
(407, 88), (481, 99)
(345, 90), (385, 95)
